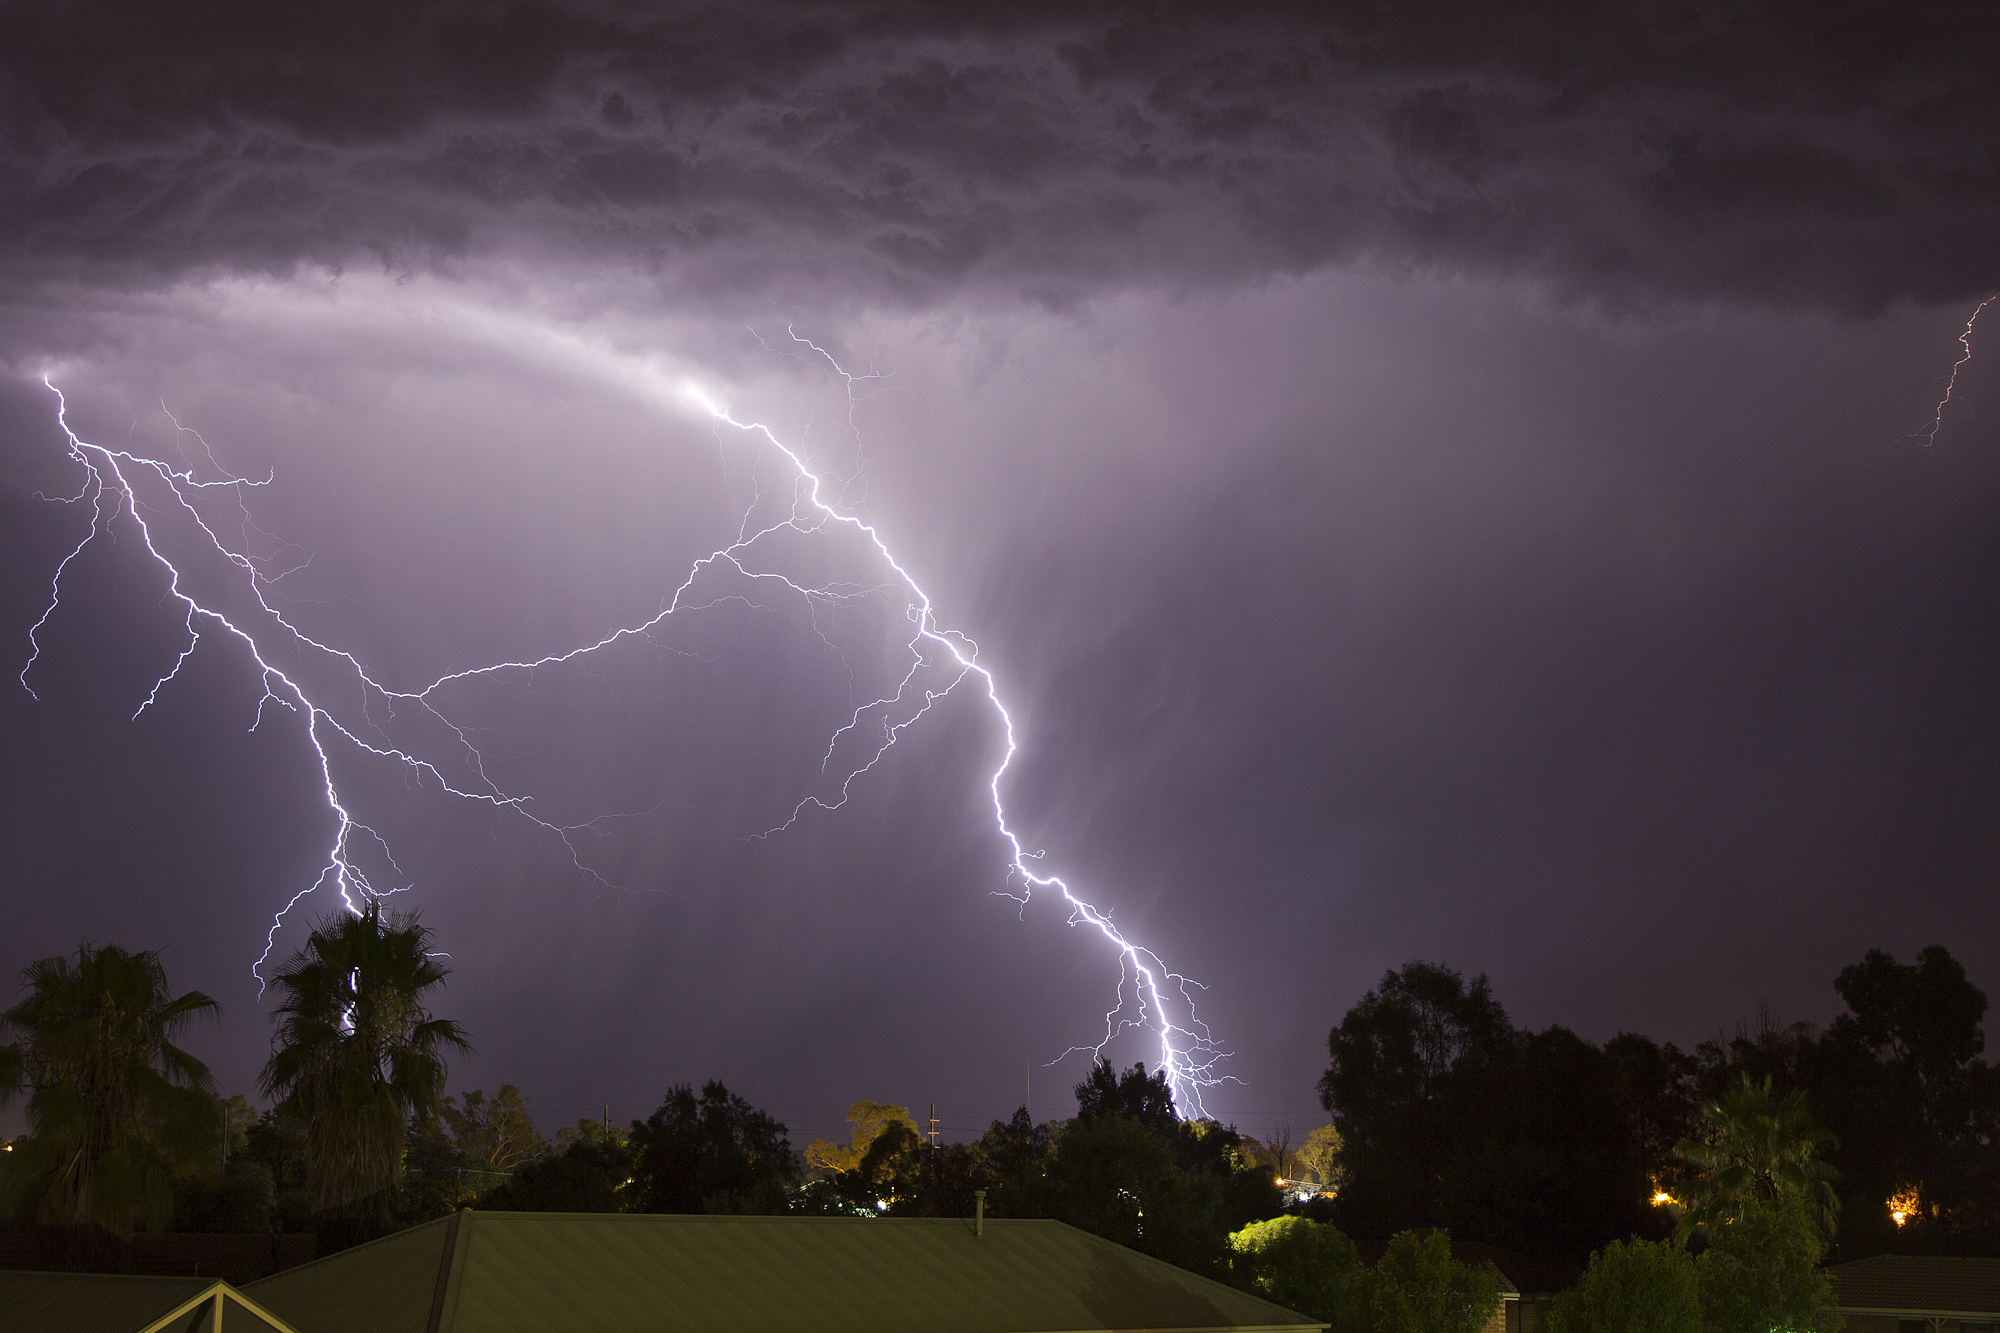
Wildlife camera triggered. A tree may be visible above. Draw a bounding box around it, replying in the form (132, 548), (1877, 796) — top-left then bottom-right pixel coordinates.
(1695, 1196), (1839, 1333)
(1545, 1238), (1701, 1333)
(1674, 1073), (1839, 1243)
(442, 1085), (547, 1171)
(0, 943), (219, 1233)
(627, 1080), (796, 1214)
(1437, 1026), (1652, 1261)
(259, 904), (470, 1241)
(1816, 945), (1997, 1252)
(1318, 962), (1511, 1235)
(1034, 1112), (1230, 1275)
(1834, 946), (1987, 1130)
(1339, 1230), (1500, 1333)
(979, 1107), (1052, 1205)
(1076, 1060), (1177, 1129)
(802, 1100), (920, 1176)
(480, 1135), (633, 1213)
(1604, 1033), (1702, 1201)
(1294, 1125), (1344, 1191)
(1229, 1215), (1360, 1323)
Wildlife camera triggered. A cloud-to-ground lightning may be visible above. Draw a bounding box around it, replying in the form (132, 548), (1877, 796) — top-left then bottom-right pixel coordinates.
(19, 335), (1229, 1116)
(1915, 294), (1997, 444)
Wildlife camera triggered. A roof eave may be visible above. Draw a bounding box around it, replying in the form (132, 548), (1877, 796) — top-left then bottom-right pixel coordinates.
(1837, 1306), (2000, 1321)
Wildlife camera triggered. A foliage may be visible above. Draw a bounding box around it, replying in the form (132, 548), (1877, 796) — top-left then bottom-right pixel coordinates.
(1817, 946), (1998, 1252)
(442, 1084), (547, 1170)
(1228, 1215), (1360, 1323)
(1317, 962), (1512, 1238)
(238, 1104), (312, 1231)
(1603, 1034), (1703, 1201)
(259, 904), (470, 1236)
(219, 1094), (259, 1159)
(393, 1113), (474, 1224)
(0, 943), (220, 1233)
(1033, 1111), (1230, 1273)
(1674, 1073), (1839, 1242)
(802, 1100), (920, 1176)
(173, 1158), (276, 1234)
(627, 1080), (796, 1214)
(1695, 1196), (1839, 1333)
(1545, 1238), (1701, 1333)
(979, 1107), (1052, 1205)
(1318, 962), (1652, 1259)
(1075, 1060), (1177, 1129)
(1339, 1230), (1501, 1333)
(554, 1116), (629, 1151)
(1294, 1124), (1343, 1190)
(480, 1135), (634, 1213)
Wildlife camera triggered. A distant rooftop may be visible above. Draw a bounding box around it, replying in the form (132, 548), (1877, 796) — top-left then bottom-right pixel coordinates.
(1826, 1255), (2000, 1319)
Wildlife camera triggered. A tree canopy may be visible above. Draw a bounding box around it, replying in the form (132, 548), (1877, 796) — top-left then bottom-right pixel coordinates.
(0, 943), (219, 1233)
(259, 904), (469, 1239)
(626, 1080), (797, 1214)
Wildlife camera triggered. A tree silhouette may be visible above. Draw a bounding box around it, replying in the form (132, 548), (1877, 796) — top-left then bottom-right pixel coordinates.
(0, 943), (219, 1232)
(260, 905), (469, 1236)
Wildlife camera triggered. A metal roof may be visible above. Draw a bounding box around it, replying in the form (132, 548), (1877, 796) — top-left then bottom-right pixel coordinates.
(1826, 1255), (2000, 1319)
(0, 1270), (303, 1333)
(247, 1211), (1327, 1333)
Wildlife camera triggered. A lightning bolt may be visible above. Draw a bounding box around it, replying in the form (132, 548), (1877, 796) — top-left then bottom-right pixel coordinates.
(1915, 294), (1996, 445)
(20, 334), (1229, 1117)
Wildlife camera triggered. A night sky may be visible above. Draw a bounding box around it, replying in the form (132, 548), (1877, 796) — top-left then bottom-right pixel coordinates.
(3, 1), (1997, 1149)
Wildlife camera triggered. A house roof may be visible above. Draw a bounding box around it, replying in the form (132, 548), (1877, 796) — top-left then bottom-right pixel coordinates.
(0, 1270), (302, 1333)
(246, 1212), (1326, 1333)
(1826, 1255), (2000, 1319)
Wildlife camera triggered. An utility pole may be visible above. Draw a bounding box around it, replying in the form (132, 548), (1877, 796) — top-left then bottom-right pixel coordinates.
(928, 1103), (939, 1148)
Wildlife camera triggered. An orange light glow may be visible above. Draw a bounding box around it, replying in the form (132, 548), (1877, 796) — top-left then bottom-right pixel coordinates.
(1888, 1188), (1920, 1227)
(1651, 1190), (1677, 1207)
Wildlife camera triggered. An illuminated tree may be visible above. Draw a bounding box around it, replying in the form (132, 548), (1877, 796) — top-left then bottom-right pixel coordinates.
(0, 944), (219, 1233)
(1228, 1215), (1360, 1323)
(1694, 1195), (1839, 1333)
(802, 1100), (920, 1175)
(442, 1084), (547, 1171)
(1673, 1073), (1839, 1243)
(260, 904), (470, 1233)
(1295, 1124), (1344, 1190)
(1341, 1230), (1501, 1333)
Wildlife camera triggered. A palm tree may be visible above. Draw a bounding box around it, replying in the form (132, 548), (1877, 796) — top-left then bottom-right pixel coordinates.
(1674, 1072), (1840, 1242)
(0, 944), (219, 1232)
(260, 904), (470, 1229)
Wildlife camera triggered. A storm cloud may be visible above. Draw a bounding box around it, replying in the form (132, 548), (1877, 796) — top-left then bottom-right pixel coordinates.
(4, 0), (1997, 311)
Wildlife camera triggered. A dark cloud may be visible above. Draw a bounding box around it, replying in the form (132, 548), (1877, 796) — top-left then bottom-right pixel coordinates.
(3, 0), (1995, 310)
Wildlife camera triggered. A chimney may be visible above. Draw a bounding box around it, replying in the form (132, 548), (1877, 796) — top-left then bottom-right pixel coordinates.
(975, 1189), (986, 1238)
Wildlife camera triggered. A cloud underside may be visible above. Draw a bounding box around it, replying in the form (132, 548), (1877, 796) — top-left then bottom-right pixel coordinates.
(3, 0), (1997, 311)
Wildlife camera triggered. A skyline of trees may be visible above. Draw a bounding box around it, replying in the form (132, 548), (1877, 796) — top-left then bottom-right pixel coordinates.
(1, 928), (1991, 1298)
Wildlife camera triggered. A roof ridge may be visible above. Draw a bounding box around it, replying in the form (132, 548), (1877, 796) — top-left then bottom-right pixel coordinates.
(242, 1212), (455, 1289)
(427, 1210), (466, 1333)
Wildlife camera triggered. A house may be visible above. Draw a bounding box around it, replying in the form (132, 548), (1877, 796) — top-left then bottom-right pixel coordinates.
(222, 1211), (1328, 1333)
(1454, 1243), (1581, 1333)
(1827, 1254), (2000, 1333)
(0, 1270), (304, 1332)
